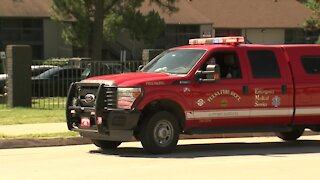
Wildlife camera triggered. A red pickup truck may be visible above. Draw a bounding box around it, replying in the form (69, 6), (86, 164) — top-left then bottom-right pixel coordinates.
(66, 36), (320, 154)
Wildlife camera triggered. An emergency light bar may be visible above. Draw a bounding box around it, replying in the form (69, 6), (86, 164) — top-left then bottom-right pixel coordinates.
(189, 36), (245, 45)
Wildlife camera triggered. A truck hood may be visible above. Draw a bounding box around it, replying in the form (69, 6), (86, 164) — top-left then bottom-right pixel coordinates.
(81, 72), (186, 86)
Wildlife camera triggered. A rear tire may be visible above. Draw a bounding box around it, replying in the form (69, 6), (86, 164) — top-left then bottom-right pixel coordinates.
(92, 140), (122, 150)
(139, 111), (180, 154)
(276, 128), (304, 141)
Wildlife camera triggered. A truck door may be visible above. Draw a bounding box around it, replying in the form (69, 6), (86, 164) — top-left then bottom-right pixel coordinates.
(189, 48), (251, 129)
(246, 48), (294, 126)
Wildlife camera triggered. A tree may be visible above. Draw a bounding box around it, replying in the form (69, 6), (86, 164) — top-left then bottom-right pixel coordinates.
(51, 0), (178, 60)
(300, 0), (320, 43)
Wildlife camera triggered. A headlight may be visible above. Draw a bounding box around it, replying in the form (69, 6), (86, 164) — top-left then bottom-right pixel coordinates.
(117, 87), (142, 109)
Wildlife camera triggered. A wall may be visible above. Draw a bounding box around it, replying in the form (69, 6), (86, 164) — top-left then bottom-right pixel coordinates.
(43, 19), (72, 59)
(200, 24), (213, 38)
(242, 29), (285, 45)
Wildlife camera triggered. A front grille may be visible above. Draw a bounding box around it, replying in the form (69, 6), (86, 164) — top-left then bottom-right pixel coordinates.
(105, 87), (117, 108)
(78, 85), (99, 107)
(72, 83), (117, 109)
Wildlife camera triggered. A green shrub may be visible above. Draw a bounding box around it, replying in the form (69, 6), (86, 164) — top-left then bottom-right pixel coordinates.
(43, 58), (70, 66)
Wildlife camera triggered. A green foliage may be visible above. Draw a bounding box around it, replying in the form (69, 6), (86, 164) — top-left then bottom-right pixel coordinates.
(61, 23), (91, 48)
(122, 10), (165, 44)
(143, 11), (166, 44)
(43, 58), (70, 66)
(51, 0), (178, 59)
(51, 0), (92, 48)
(304, 13), (320, 32)
(302, 0), (320, 32)
(304, 0), (320, 10)
(316, 36), (320, 44)
(103, 13), (124, 40)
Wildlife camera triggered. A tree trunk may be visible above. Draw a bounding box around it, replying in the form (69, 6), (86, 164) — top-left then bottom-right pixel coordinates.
(92, 0), (104, 61)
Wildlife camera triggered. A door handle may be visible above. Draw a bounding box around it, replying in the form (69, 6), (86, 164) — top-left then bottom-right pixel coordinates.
(243, 85), (249, 95)
(281, 85), (287, 94)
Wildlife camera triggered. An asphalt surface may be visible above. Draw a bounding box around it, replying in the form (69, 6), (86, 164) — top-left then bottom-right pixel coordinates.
(1, 136), (320, 180)
(1, 122), (319, 149)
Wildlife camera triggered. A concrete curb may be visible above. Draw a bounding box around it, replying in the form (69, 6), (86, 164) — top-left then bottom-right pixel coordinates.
(0, 137), (92, 149)
(0, 131), (319, 149)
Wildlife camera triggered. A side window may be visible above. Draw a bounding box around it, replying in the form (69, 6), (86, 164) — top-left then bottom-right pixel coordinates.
(215, 52), (242, 79)
(200, 52), (242, 79)
(58, 69), (69, 78)
(199, 56), (217, 80)
(301, 56), (320, 74)
(58, 69), (79, 78)
(248, 50), (281, 79)
(67, 69), (82, 78)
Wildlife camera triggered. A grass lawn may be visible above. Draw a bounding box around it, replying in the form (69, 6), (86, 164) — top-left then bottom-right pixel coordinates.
(1, 96), (67, 109)
(32, 97), (67, 109)
(0, 107), (65, 125)
(0, 132), (78, 139)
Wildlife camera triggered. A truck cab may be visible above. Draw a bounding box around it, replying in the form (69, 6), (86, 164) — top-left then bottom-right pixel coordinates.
(66, 36), (320, 154)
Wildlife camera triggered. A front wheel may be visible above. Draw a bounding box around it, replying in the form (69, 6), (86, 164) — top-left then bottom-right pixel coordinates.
(139, 111), (180, 154)
(276, 128), (304, 141)
(91, 140), (122, 150)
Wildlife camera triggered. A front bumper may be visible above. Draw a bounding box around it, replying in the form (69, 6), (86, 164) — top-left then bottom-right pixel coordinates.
(66, 83), (140, 141)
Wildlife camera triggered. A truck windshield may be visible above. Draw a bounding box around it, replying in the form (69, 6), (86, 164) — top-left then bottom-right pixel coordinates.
(142, 49), (206, 74)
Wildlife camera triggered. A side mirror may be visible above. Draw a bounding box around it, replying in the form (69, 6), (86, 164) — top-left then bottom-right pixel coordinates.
(137, 65), (144, 72)
(195, 64), (220, 83)
(81, 68), (91, 79)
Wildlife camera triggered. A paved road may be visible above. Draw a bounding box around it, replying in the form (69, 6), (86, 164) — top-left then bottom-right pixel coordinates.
(1, 135), (320, 180)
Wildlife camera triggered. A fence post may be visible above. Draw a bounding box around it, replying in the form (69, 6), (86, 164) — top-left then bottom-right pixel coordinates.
(6, 45), (32, 107)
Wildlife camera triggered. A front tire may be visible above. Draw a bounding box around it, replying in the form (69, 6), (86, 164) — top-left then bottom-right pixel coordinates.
(92, 140), (122, 150)
(140, 111), (180, 154)
(276, 128), (304, 141)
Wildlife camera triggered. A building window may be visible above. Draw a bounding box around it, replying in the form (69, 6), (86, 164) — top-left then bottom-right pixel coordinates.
(285, 29), (319, 44)
(164, 25), (200, 48)
(215, 29), (242, 37)
(247, 50), (281, 79)
(0, 18), (43, 59)
(285, 29), (306, 44)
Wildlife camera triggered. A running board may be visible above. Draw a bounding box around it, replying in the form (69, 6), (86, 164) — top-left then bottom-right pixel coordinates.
(184, 125), (296, 135)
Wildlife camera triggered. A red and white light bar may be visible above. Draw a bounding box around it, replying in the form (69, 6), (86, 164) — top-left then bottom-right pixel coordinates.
(189, 36), (245, 45)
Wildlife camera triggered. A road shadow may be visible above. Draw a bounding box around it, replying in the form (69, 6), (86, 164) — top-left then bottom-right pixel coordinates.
(89, 139), (320, 159)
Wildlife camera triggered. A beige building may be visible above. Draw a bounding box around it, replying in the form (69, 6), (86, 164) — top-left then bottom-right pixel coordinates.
(0, 0), (315, 60)
(143, 0), (314, 46)
(0, 0), (71, 60)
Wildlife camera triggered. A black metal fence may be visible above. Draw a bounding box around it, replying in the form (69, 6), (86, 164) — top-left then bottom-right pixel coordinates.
(0, 59), (142, 109)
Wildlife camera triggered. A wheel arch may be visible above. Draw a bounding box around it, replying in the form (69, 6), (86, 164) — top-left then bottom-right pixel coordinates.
(138, 99), (186, 132)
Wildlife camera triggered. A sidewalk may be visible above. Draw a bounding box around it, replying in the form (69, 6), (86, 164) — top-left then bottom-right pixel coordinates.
(0, 122), (91, 149)
(0, 123), (68, 136)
